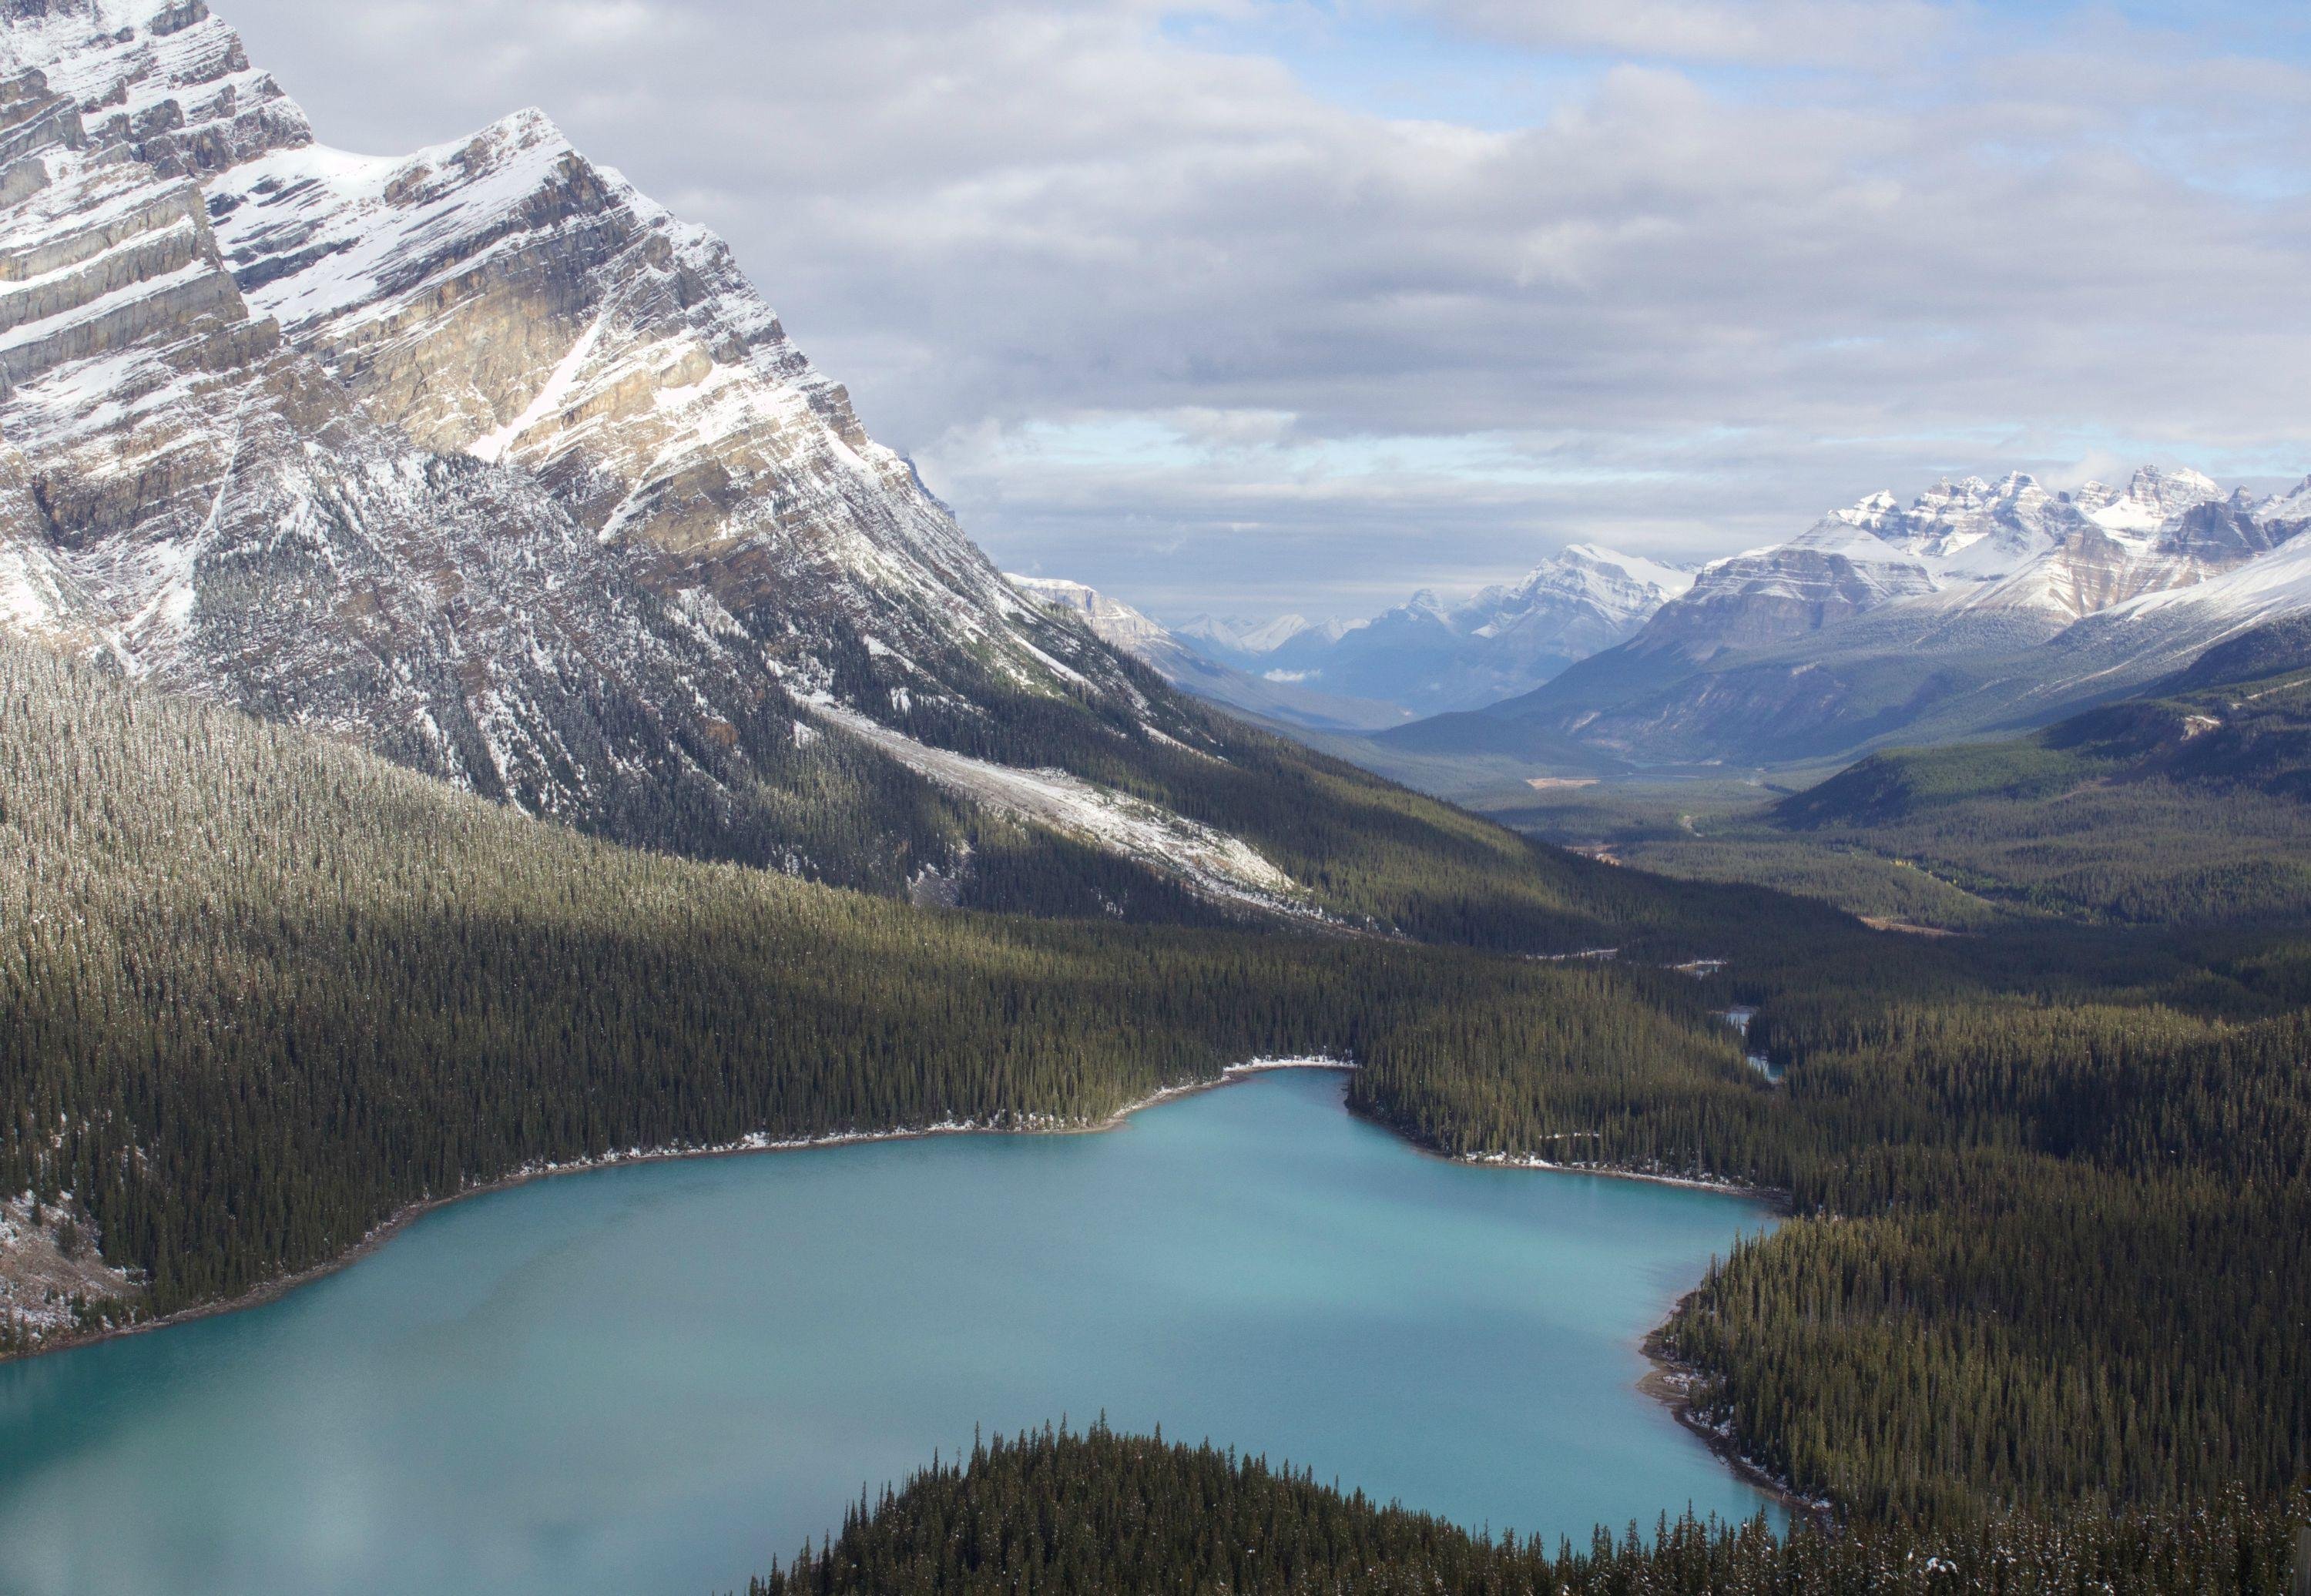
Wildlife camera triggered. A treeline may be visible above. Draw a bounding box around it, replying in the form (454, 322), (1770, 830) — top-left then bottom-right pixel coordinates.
(1765, 654), (2311, 927)
(0, 637), (1739, 1349)
(748, 1423), (2309, 1596)
(890, 648), (1803, 956)
(1350, 918), (2311, 1522)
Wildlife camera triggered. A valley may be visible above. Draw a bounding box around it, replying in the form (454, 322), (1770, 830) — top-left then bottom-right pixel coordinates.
(0, 4), (2306, 1594)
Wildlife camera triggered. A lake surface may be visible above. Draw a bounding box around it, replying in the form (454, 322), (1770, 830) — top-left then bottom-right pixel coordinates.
(0, 1068), (1779, 1595)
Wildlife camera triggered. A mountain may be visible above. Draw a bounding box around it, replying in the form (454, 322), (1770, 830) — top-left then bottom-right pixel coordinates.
(1755, 613), (2311, 924)
(1782, 615), (2311, 830)
(0, 0), (1658, 942)
(1203, 545), (1690, 718)
(1006, 575), (1410, 732)
(1383, 467), (2310, 773)
(0, 0), (1150, 891)
(1173, 611), (1347, 663)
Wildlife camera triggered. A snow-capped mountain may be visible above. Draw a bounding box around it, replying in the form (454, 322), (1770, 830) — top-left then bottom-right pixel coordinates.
(1006, 576), (1174, 657)
(0, 1), (1310, 904)
(1174, 612), (1348, 662)
(1008, 574), (1409, 731)
(1196, 545), (1690, 718)
(1464, 544), (1694, 651)
(2075, 466), (2225, 537)
(1628, 468), (2227, 665)
(1382, 466), (2311, 772)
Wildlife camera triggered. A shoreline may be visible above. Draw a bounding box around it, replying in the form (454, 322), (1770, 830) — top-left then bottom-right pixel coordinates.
(1638, 1295), (1835, 1528)
(5, 1056), (1357, 1366)
(8, 1054), (1798, 1537)
(1453, 1149), (1782, 1203)
(1443, 1147), (1807, 1521)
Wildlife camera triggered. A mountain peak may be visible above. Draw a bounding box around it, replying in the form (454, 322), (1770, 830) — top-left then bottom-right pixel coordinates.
(1553, 543), (1694, 597)
(1007, 573), (1168, 652)
(2133, 463), (2219, 495)
(0, 0), (1216, 893)
(0, 0), (310, 175)
(2075, 464), (2225, 539)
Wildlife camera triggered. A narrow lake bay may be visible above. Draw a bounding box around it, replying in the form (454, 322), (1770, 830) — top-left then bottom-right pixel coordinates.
(0, 1068), (1779, 1594)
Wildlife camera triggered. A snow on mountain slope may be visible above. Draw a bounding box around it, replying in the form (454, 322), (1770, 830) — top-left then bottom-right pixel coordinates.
(1616, 467), (2235, 667)
(1880, 471), (2081, 576)
(201, 101), (1078, 708)
(1008, 575), (1173, 656)
(2076, 465), (2223, 541)
(0, 0), (1295, 907)
(1637, 541), (1939, 658)
(1378, 465), (2311, 772)
(1845, 525), (2311, 748)
(1008, 573), (1410, 732)
(1209, 544), (1690, 718)
(2088, 518), (2311, 652)
(810, 701), (1316, 917)
(1560, 544), (1693, 600)
(1176, 612), (1333, 659)
(1466, 545), (1692, 640)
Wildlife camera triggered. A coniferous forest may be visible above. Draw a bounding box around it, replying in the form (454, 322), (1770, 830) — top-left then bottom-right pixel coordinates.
(752, 1423), (2306, 1596)
(5, 622), (2311, 1591)
(0, 635), (1747, 1336)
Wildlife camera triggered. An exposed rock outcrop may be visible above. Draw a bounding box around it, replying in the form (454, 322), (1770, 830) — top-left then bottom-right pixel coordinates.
(0, 2), (1233, 895)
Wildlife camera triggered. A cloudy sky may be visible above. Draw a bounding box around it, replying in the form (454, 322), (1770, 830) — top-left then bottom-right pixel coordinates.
(220, 0), (2311, 620)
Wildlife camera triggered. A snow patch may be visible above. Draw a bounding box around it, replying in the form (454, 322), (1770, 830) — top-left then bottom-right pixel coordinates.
(811, 703), (1316, 917)
(468, 313), (607, 464)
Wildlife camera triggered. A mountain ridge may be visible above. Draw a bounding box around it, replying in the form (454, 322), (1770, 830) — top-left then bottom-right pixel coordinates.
(1176, 543), (1692, 719)
(1379, 465), (2311, 774)
(0, 0), (1654, 942)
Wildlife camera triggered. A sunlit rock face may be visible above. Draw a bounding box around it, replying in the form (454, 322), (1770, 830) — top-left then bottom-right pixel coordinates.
(0, 2), (1179, 881)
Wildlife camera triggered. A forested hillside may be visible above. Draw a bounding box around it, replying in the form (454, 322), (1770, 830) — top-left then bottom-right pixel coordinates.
(1761, 621), (2311, 924)
(747, 1423), (2305, 1595)
(1497, 615), (2311, 930)
(9, 622), (2310, 1590)
(1353, 913), (2311, 1526)
(0, 636), (1752, 1352)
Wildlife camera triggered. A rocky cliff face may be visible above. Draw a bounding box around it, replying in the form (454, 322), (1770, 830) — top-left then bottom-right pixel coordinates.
(0, 2), (1238, 894)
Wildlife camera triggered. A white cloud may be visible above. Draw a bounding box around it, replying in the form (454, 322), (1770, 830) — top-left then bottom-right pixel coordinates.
(1395, 0), (1950, 66)
(214, 0), (2311, 616)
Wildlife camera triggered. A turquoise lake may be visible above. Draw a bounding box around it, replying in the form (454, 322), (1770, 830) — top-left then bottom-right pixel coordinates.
(0, 1068), (1779, 1594)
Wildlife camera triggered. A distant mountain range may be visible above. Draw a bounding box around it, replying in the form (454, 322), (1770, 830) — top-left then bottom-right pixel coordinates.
(1028, 545), (1695, 728)
(1006, 576), (1414, 732)
(0, 0), (1666, 944)
(1378, 466), (2311, 776)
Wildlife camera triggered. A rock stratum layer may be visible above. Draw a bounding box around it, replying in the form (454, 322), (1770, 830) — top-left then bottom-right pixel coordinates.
(0, 1), (1253, 900)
